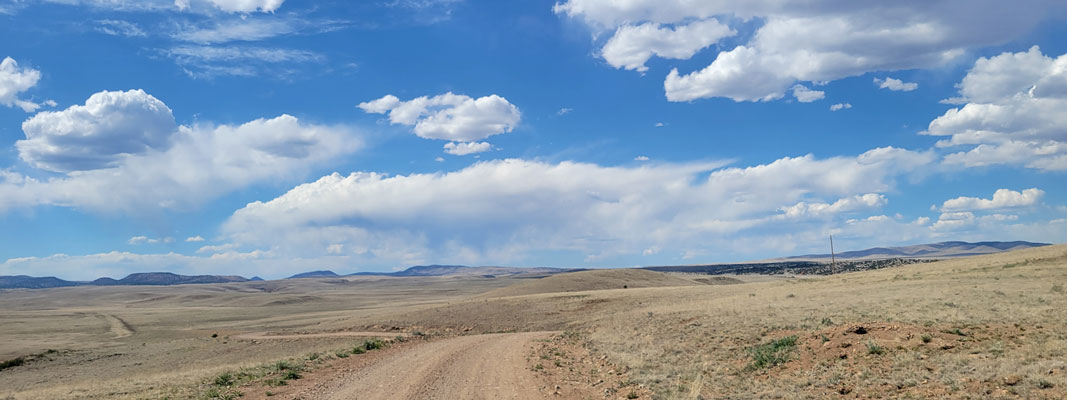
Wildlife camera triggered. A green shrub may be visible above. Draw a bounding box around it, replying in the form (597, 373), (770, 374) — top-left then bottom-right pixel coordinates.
(748, 335), (798, 369)
(0, 357), (25, 371)
(213, 372), (234, 386)
(866, 341), (886, 355)
(921, 334), (932, 343)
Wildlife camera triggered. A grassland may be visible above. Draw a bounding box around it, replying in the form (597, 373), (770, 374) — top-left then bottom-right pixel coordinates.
(1, 245), (1065, 399)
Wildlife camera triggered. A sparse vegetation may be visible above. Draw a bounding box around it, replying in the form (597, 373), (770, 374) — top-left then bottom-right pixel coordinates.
(0, 357), (25, 371)
(3, 245), (1066, 399)
(866, 340), (885, 355)
(747, 335), (798, 369)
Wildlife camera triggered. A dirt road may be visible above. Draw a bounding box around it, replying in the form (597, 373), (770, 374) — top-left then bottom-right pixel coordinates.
(280, 332), (554, 400)
(234, 331), (410, 341)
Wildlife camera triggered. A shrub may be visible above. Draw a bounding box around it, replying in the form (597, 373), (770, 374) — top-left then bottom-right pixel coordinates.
(363, 339), (385, 350)
(921, 334), (932, 343)
(352, 347), (365, 354)
(274, 361), (299, 372)
(283, 371), (302, 380)
(866, 341), (886, 355)
(0, 357), (25, 371)
(214, 372), (234, 386)
(335, 351), (350, 358)
(748, 335), (798, 369)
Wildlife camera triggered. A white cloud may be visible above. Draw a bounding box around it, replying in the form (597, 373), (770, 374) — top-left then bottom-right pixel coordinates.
(874, 77), (918, 92)
(0, 57), (43, 112)
(221, 147), (933, 266)
(197, 243), (239, 254)
(96, 20), (147, 37)
(791, 85), (825, 103)
(162, 45), (324, 79)
(175, 0), (285, 13)
(556, 1), (1061, 102)
(18, 89), (177, 172)
(171, 16), (344, 44)
(830, 103), (852, 111)
(185, 235), (206, 242)
(358, 92), (521, 142)
(601, 18), (734, 72)
(443, 141), (491, 156)
(557, 107), (573, 115)
(941, 188), (1044, 212)
(38, 0), (282, 14)
(634, 155), (649, 161)
(779, 193), (887, 218)
(129, 236), (173, 245)
(926, 47), (1067, 171)
(1, 90), (360, 214)
(654, 122), (665, 127)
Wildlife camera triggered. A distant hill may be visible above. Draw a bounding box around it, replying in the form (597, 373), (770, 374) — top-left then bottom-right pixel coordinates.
(287, 270), (340, 279)
(109, 272), (249, 286)
(0, 272), (251, 290)
(781, 241), (1050, 261)
(0, 275), (81, 290)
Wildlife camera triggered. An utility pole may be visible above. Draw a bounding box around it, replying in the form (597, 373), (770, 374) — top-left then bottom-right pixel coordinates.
(830, 234), (836, 269)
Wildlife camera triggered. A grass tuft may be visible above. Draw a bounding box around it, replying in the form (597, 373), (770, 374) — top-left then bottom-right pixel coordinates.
(748, 335), (798, 369)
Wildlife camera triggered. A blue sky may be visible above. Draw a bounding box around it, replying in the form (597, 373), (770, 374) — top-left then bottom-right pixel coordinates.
(1, 0), (1066, 279)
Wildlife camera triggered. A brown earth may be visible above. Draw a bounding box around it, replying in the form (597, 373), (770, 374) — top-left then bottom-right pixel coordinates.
(1, 245), (1065, 399)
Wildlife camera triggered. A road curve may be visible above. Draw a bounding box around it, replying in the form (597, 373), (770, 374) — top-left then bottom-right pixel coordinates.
(295, 332), (553, 400)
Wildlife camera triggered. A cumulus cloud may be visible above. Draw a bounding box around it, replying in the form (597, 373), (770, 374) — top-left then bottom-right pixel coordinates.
(443, 141), (491, 156)
(926, 46), (1067, 171)
(874, 77), (918, 92)
(830, 103), (851, 111)
(175, 0), (285, 13)
(18, 89), (177, 172)
(185, 235), (206, 242)
(1, 90), (360, 213)
(0, 57), (43, 112)
(222, 148), (933, 266)
(780, 194), (887, 218)
(941, 188), (1044, 212)
(555, 0), (1061, 102)
(791, 85), (825, 103)
(358, 92), (521, 142)
(601, 18), (734, 72)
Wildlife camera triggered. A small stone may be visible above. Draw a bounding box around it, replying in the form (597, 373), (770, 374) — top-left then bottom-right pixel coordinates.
(1003, 375), (1022, 386)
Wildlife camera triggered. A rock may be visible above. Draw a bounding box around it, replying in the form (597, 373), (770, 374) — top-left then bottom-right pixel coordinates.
(1003, 375), (1022, 386)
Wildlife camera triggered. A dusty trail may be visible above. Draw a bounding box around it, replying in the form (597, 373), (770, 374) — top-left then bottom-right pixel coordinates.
(289, 332), (553, 400)
(234, 331), (409, 341)
(98, 313), (134, 338)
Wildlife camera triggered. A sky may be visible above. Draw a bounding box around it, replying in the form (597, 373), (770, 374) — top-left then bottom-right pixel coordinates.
(1, 0), (1066, 280)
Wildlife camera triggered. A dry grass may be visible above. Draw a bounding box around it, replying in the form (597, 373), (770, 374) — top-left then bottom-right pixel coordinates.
(1, 245), (1065, 399)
